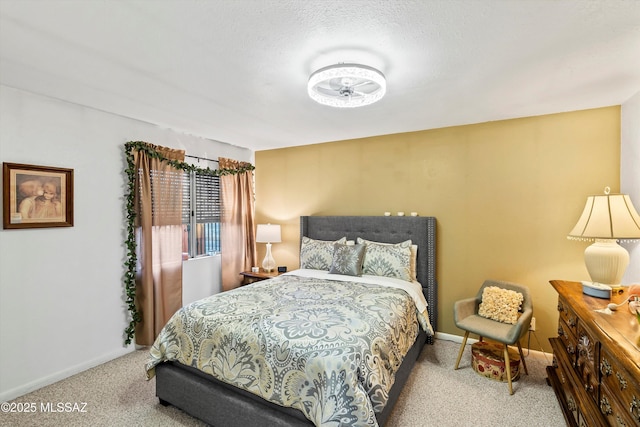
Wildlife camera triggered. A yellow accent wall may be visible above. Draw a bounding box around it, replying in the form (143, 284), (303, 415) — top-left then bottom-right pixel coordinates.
(254, 107), (620, 352)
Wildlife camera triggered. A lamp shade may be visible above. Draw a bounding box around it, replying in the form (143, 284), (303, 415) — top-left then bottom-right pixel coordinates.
(256, 224), (281, 243)
(568, 192), (640, 240)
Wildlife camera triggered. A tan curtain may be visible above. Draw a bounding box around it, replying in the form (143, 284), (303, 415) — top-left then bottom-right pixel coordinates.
(220, 157), (257, 290)
(133, 143), (185, 346)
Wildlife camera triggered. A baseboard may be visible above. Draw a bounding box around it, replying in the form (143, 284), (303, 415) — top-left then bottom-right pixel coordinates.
(0, 347), (134, 402)
(435, 331), (477, 344)
(434, 331), (552, 359)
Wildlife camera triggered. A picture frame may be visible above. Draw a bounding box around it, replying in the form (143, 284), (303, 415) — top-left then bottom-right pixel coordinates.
(2, 162), (74, 229)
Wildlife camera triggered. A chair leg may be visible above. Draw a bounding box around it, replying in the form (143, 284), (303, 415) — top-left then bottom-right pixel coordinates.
(517, 341), (528, 375)
(454, 331), (470, 370)
(503, 344), (513, 395)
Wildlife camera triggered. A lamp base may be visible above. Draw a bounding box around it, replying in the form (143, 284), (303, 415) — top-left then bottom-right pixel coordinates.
(584, 239), (629, 286)
(262, 243), (276, 273)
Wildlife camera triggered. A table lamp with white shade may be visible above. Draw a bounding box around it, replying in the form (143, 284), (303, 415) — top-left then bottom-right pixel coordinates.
(568, 187), (640, 292)
(256, 223), (281, 272)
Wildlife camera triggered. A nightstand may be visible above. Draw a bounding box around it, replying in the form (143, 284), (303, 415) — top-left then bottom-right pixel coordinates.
(239, 270), (281, 285)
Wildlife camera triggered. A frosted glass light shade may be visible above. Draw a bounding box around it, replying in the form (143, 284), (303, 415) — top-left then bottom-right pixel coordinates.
(308, 64), (386, 108)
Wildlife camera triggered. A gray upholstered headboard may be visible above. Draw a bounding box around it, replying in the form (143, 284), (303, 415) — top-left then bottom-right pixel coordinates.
(300, 215), (437, 344)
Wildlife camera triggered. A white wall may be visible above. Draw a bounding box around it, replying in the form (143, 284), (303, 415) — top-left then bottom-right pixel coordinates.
(0, 85), (252, 401)
(621, 90), (640, 284)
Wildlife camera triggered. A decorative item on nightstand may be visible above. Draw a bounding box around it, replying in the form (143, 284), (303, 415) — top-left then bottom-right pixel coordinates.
(568, 187), (640, 297)
(256, 223), (281, 273)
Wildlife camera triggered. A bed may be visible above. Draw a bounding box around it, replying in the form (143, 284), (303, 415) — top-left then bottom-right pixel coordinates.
(147, 215), (437, 427)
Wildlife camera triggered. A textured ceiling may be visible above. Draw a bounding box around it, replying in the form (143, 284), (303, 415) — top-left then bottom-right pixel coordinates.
(1, 0), (639, 151)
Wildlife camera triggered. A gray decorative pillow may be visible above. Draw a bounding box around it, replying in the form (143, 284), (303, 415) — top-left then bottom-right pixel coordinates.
(329, 243), (366, 276)
(300, 236), (347, 270)
(357, 238), (412, 281)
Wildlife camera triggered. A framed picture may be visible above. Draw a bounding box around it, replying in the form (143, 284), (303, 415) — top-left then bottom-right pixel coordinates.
(2, 162), (74, 229)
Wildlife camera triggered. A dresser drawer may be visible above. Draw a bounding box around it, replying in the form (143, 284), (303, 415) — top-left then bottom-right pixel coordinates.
(558, 319), (578, 366)
(600, 382), (638, 427)
(554, 349), (580, 425)
(599, 348), (640, 426)
(550, 337), (594, 427)
(576, 323), (599, 404)
(559, 297), (579, 335)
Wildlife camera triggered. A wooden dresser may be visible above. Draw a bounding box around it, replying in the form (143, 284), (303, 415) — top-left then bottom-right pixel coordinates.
(547, 280), (640, 426)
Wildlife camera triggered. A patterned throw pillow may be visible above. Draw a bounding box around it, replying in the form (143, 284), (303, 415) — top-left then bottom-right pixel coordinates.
(357, 238), (412, 282)
(329, 243), (366, 276)
(478, 286), (524, 325)
(299, 236), (347, 270)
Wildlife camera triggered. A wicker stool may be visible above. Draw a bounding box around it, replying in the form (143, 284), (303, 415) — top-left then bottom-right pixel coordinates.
(471, 341), (520, 382)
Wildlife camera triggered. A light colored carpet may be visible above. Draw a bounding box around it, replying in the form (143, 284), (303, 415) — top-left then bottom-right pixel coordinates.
(1, 339), (565, 427)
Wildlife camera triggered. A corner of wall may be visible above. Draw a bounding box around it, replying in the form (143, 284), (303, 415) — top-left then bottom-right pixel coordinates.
(621, 91), (640, 284)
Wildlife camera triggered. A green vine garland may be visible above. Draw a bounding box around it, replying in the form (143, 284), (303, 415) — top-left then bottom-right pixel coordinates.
(123, 141), (255, 345)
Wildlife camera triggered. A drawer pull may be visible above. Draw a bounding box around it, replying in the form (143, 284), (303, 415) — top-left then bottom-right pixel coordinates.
(567, 344), (575, 355)
(568, 316), (576, 327)
(600, 396), (613, 416)
(631, 395), (640, 422)
(616, 372), (628, 390)
(600, 358), (612, 377)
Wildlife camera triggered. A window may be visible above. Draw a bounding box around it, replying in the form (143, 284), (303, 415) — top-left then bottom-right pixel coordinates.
(182, 171), (221, 257)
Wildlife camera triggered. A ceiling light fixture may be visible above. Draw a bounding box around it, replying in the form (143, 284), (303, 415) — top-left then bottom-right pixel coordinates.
(307, 63), (386, 108)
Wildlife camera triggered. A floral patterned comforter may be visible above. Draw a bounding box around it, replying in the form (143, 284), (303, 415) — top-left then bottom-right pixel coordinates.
(146, 270), (432, 427)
